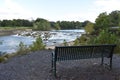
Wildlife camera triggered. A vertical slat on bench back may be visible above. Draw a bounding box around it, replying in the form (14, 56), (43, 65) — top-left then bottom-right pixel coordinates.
(55, 44), (116, 61)
(92, 45), (116, 58)
(56, 46), (94, 61)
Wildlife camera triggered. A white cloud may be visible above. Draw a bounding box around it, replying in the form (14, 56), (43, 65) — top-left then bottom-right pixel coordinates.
(0, 0), (33, 20)
(53, 12), (98, 22)
(94, 0), (120, 13)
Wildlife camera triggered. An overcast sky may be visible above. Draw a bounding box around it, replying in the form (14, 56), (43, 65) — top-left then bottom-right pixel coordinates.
(0, 0), (120, 22)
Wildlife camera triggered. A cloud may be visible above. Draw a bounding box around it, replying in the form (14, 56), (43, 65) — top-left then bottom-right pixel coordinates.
(54, 12), (98, 22)
(94, 0), (120, 13)
(0, 0), (33, 20)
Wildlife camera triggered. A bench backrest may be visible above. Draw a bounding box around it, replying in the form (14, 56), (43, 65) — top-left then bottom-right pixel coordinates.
(54, 44), (116, 61)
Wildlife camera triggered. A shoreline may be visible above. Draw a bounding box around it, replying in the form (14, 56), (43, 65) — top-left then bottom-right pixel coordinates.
(45, 41), (74, 49)
(0, 29), (32, 36)
(0, 30), (15, 36)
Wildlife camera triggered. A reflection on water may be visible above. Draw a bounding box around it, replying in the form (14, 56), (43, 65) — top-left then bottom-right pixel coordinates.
(0, 29), (85, 53)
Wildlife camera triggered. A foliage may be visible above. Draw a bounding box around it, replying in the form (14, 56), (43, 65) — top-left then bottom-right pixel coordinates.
(94, 10), (120, 34)
(29, 37), (45, 51)
(74, 29), (120, 53)
(50, 22), (61, 30)
(88, 30), (120, 53)
(84, 22), (94, 34)
(0, 17), (93, 30)
(95, 12), (110, 32)
(73, 35), (90, 46)
(0, 19), (33, 27)
(90, 30), (118, 44)
(109, 10), (120, 27)
(63, 39), (68, 46)
(73, 38), (80, 46)
(82, 20), (91, 27)
(0, 56), (5, 63)
(17, 42), (30, 55)
(57, 21), (86, 29)
(33, 18), (51, 30)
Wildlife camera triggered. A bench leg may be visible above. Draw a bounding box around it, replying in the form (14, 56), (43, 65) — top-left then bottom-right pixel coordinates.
(101, 56), (104, 65)
(53, 61), (57, 77)
(52, 58), (53, 69)
(110, 57), (112, 69)
(52, 58), (57, 77)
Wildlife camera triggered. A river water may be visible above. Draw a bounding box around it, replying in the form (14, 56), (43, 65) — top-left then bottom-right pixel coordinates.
(0, 29), (85, 54)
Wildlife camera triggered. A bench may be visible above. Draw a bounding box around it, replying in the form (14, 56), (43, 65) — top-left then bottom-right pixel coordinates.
(51, 44), (116, 77)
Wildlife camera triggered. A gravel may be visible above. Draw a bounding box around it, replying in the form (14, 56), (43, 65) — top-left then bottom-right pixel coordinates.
(0, 50), (120, 80)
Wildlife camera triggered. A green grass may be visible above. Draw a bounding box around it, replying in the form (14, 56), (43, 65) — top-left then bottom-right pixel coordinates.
(0, 26), (33, 30)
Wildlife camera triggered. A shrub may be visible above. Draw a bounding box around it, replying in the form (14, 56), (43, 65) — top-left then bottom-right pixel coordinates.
(17, 42), (30, 55)
(88, 30), (120, 53)
(0, 56), (5, 63)
(91, 30), (118, 44)
(63, 39), (68, 46)
(73, 35), (90, 46)
(29, 37), (45, 51)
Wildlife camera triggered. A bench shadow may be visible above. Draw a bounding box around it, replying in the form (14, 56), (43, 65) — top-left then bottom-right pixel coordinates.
(50, 60), (120, 80)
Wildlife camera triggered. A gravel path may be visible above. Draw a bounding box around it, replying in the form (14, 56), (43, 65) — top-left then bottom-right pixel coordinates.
(0, 50), (120, 80)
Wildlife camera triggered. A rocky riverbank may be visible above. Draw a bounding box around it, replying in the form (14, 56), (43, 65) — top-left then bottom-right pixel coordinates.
(0, 29), (32, 36)
(0, 30), (14, 36)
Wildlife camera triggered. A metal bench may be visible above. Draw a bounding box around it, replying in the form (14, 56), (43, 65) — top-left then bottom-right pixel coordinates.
(51, 44), (116, 77)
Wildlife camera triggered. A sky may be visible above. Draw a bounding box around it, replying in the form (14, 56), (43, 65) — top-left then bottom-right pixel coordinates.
(0, 0), (120, 22)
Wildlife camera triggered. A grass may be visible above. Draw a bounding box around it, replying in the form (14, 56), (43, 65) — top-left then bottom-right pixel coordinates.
(0, 26), (33, 30)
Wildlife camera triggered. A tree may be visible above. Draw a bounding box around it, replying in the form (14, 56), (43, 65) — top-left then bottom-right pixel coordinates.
(91, 30), (118, 44)
(109, 10), (120, 27)
(84, 22), (94, 34)
(82, 20), (91, 27)
(50, 22), (61, 30)
(95, 12), (110, 32)
(33, 18), (51, 30)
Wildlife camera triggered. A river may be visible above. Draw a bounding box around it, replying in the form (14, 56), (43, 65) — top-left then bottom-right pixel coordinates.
(0, 29), (85, 54)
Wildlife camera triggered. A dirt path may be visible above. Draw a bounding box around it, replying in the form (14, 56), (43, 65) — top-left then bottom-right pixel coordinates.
(0, 50), (120, 80)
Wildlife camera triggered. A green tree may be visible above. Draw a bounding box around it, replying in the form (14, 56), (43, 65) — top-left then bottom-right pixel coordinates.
(84, 22), (94, 34)
(88, 29), (120, 53)
(90, 30), (118, 44)
(33, 18), (51, 30)
(82, 20), (91, 27)
(50, 22), (61, 30)
(109, 10), (120, 27)
(95, 12), (110, 32)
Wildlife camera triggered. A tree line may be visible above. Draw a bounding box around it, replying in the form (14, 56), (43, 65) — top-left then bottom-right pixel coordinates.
(0, 19), (33, 27)
(0, 10), (120, 30)
(0, 18), (90, 30)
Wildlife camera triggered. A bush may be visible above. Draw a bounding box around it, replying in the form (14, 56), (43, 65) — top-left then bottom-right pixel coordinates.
(0, 56), (5, 63)
(63, 39), (68, 46)
(88, 30), (120, 53)
(91, 30), (118, 44)
(73, 35), (90, 46)
(29, 37), (45, 51)
(17, 42), (30, 55)
(74, 29), (120, 53)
